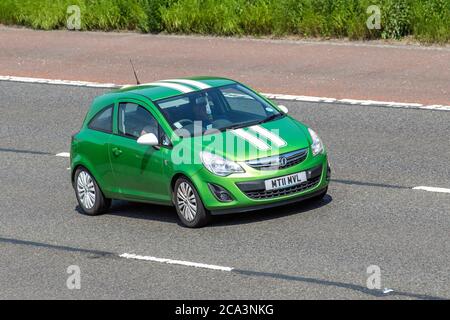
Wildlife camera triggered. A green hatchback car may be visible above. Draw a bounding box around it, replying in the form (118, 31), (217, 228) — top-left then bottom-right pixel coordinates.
(71, 77), (330, 227)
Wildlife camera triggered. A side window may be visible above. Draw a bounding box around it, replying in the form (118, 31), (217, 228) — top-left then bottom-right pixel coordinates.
(88, 105), (113, 133)
(118, 103), (159, 140)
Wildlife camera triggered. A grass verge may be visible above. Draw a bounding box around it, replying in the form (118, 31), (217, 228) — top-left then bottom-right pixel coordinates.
(0, 0), (448, 43)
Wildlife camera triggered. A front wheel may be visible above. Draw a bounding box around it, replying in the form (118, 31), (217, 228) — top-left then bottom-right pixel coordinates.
(174, 178), (210, 228)
(74, 167), (111, 216)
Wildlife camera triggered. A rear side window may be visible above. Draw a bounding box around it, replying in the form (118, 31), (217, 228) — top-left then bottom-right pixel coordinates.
(88, 105), (113, 133)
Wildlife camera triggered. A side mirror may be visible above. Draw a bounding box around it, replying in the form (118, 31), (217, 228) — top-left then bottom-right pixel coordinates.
(137, 133), (159, 146)
(278, 105), (288, 114)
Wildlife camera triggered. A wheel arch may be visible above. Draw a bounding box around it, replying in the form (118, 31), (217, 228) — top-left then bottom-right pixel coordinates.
(71, 163), (103, 191)
(170, 173), (189, 203)
(170, 172), (207, 206)
(72, 163), (112, 200)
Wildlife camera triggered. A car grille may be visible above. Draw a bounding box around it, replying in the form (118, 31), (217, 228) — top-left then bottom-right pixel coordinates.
(242, 176), (321, 200)
(246, 148), (308, 171)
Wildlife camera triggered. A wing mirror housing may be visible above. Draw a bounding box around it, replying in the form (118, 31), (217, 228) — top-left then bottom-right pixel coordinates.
(137, 133), (159, 146)
(278, 105), (288, 114)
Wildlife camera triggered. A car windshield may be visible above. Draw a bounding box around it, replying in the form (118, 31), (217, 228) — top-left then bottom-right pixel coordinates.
(155, 84), (283, 136)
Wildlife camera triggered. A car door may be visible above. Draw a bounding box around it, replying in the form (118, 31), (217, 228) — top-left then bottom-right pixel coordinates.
(109, 100), (171, 203)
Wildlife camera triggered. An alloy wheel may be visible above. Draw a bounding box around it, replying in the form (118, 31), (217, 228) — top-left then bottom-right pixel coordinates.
(77, 171), (96, 209)
(176, 182), (197, 222)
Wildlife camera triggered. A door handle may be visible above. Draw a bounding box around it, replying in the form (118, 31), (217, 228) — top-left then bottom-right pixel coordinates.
(112, 147), (122, 157)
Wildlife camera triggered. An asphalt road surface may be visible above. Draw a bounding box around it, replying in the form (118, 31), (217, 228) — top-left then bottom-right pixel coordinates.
(0, 81), (449, 299)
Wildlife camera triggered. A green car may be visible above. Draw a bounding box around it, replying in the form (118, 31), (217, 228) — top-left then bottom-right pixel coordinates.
(71, 77), (330, 227)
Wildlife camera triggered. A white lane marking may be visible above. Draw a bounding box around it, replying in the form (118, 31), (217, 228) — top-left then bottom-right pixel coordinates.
(55, 152), (70, 158)
(141, 82), (194, 93)
(249, 125), (287, 147)
(162, 79), (211, 90)
(1, 76), (449, 111)
(263, 94), (450, 111)
(413, 186), (450, 194)
(233, 128), (271, 151)
(0, 75), (118, 88)
(119, 253), (234, 272)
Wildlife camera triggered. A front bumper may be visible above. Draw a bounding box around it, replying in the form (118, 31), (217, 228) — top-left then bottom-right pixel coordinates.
(210, 185), (328, 215)
(189, 152), (330, 215)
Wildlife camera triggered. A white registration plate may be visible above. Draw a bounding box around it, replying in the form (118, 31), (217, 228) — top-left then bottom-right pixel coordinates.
(264, 171), (307, 191)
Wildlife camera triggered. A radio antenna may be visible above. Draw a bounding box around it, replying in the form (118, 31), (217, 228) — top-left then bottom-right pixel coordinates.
(130, 59), (141, 85)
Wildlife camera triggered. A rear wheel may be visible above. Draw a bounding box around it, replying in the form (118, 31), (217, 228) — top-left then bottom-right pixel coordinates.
(74, 167), (111, 216)
(174, 178), (210, 228)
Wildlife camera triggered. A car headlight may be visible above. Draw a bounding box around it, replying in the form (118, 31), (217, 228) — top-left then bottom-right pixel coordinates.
(308, 128), (324, 156)
(200, 151), (244, 176)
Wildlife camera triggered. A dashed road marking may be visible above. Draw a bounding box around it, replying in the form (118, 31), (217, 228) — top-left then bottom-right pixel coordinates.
(413, 186), (450, 194)
(119, 253), (234, 272)
(55, 152), (70, 158)
(1, 75), (449, 111)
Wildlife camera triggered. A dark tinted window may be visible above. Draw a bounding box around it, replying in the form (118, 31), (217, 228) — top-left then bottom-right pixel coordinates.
(118, 103), (159, 140)
(221, 86), (267, 117)
(88, 105), (113, 133)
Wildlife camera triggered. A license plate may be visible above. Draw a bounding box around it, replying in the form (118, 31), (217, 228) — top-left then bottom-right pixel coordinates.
(264, 171), (307, 191)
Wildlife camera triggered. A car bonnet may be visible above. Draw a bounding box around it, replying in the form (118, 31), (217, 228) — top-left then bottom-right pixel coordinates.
(186, 116), (311, 162)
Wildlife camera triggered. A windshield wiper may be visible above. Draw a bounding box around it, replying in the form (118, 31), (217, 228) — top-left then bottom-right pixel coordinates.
(221, 114), (284, 131)
(223, 120), (261, 131)
(255, 113), (284, 125)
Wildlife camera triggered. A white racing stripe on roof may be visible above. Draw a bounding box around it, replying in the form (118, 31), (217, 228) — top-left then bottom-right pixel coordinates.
(142, 82), (194, 93)
(249, 125), (287, 147)
(162, 79), (211, 90)
(233, 128), (270, 151)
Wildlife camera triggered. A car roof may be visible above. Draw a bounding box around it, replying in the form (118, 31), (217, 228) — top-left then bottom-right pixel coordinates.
(116, 76), (236, 101)
(86, 77), (237, 123)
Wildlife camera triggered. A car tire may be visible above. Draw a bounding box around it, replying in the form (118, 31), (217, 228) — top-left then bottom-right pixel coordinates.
(74, 167), (111, 216)
(174, 178), (210, 228)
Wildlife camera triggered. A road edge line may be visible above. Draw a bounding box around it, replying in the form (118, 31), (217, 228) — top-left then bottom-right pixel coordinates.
(1, 75), (449, 111)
